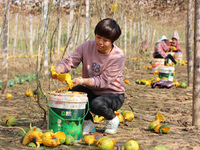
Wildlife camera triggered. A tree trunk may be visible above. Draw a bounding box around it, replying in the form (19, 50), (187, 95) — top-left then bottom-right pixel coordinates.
(30, 14), (33, 56)
(57, 18), (62, 56)
(129, 19), (132, 54)
(69, 0), (74, 53)
(85, 0), (89, 40)
(44, 0), (49, 78)
(133, 22), (136, 55)
(193, 0), (200, 126)
(124, 16), (127, 55)
(2, 1), (10, 94)
(186, 0), (193, 86)
(13, 13), (18, 57)
(13, 13), (18, 77)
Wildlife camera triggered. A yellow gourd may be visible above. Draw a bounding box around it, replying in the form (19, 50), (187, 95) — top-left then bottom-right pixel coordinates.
(42, 132), (60, 147)
(55, 131), (66, 144)
(50, 66), (73, 89)
(155, 113), (166, 122)
(124, 80), (129, 84)
(22, 127), (43, 148)
(28, 131), (43, 147)
(115, 112), (124, 123)
(154, 124), (162, 133)
(25, 89), (33, 97)
(23, 131), (33, 146)
(6, 94), (13, 99)
(122, 111), (134, 122)
(84, 135), (95, 145)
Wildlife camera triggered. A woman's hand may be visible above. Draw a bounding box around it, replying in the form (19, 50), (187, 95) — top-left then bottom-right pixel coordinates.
(55, 65), (65, 74)
(50, 65), (65, 79)
(72, 77), (83, 87)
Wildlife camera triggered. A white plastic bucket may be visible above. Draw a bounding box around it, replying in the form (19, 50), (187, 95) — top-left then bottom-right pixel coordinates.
(46, 91), (88, 109)
(151, 58), (165, 73)
(158, 66), (175, 81)
(173, 53), (183, 61)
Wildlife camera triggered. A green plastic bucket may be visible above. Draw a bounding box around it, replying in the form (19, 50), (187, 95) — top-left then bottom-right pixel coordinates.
(46, 91), (88, 141)
(158, 66), (175, 81)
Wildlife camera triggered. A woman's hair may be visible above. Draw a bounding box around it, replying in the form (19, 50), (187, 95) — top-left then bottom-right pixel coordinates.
(94, 18), (121, 43)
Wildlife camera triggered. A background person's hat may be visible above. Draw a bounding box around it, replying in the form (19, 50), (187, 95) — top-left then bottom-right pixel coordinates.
(172, 35), (178, 40)
(160, 35), (169, 41)
(156, 35), (169, 43)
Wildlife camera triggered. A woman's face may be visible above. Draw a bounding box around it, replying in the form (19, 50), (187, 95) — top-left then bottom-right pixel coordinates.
(163, 40), (169, 44)
(95, 34), (113, 54)
(172, 38), (177, 45)
(172, 38), (177, 42)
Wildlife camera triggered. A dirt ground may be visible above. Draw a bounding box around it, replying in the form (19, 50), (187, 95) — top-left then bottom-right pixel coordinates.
(0, 46), (200, 150)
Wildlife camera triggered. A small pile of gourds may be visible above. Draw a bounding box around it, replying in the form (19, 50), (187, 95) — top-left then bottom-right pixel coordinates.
(22, 127), (74, 148)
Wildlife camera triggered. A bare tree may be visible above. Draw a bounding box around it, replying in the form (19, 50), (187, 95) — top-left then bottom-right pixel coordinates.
(30, 14), (33, 56)
(192, 0), (200, 126)
(44, 0), (49, 78)
(186, 0), (193, 86)
(2, 1), (10, 94)
(13, 13), (18, 77)
(69, 0), (74, 53)
(85, 0), (89, 40)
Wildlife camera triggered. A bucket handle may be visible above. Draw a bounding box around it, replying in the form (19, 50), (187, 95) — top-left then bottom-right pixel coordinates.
(46, 98), (89, 121)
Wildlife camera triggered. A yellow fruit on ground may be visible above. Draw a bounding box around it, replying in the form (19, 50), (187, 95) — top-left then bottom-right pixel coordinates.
(6, 94), (13, 99)
(115, 112), (124, 123)
(154, 124), (162, 133)
(159, 124), (170, 134)
(25, 89), (33, 97)
(96, 137), (116, 150)
(22, 127), (43, 147)
(140, 79), (147, 85)
(28, 131), (43, 147)
(84, 135), (95, 145)
(175, 82), (180, 87)
(148, 120), (160, 131)
(23, 130), (34, 145)
(124, 80), (130, 84)
(142, 65), (146, 69)
(154, 70), (159, 75)
(4, 116), (16, 126)
(42, 132), (60, 147)
(65, 135), (75, 145)
(154, 77), (160, 82)
(145, 80), (151, 86)
(55, 131), (66, 144)
(133, 57), (138, 60)
(155, 113), (166, 122)
(124, 140), (139, 150)
(94, 115), (105, 123)
(122, 111), (134, 122)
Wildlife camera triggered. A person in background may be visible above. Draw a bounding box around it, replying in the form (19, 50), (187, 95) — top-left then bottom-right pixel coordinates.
(53, 18), (126, 135)
(153, 35), (177, 64)
(167, 35), (182, 53)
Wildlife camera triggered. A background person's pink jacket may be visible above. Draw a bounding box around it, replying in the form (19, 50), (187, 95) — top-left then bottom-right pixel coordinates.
(167, 41), (181, 51)
(58, 40), (126, 95)
(153, 41), (169, 58)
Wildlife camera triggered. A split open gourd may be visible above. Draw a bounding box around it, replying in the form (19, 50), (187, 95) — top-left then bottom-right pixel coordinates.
(50, 66), (73, 89)
(155, 113), (166, 122)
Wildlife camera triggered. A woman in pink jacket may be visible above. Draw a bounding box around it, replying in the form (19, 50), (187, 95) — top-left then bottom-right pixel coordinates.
(167, 35), (182, 52)
(53, 18), (126, 135)
(153, 36), (177, 64)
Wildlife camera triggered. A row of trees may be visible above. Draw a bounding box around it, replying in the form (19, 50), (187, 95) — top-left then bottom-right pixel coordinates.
(1, 0), (199, 126)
